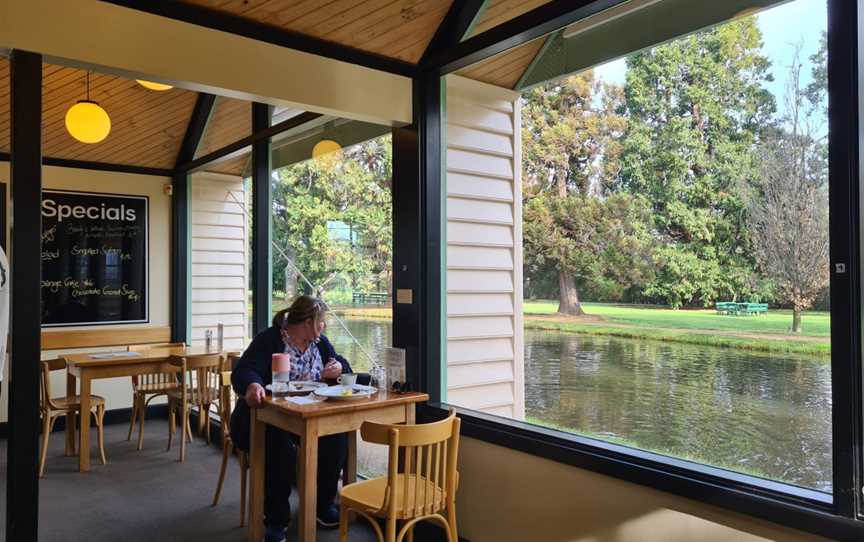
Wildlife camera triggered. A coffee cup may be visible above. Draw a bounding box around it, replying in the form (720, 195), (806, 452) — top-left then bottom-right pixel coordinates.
(337, 373), (358, 387)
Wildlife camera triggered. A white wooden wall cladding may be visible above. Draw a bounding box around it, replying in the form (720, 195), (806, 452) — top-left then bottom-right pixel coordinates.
(445, 75), (525, 420)
(190, 173), (250, 351)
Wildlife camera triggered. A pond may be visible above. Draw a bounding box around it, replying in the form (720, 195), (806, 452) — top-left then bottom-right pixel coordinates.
(326, 317), (832, 493)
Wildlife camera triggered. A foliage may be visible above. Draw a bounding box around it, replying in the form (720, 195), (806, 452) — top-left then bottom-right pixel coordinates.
(615, 18), (776, 307)
(523, 193), (656, 305)
(270, 135), (392, 298)
(521, 71), (629, 313)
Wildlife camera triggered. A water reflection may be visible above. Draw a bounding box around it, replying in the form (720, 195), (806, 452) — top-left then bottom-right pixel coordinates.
(525, 330), (832, 492)
(328, 317), (832, 492)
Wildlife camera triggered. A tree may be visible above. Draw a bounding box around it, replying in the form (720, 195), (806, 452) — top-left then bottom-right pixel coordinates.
(521, 71), (627, 314)
(616, 17), (775, 307)
(523, 193), (655, 313)
(270, 135), (392, 301)
(750, 49), (829, 333)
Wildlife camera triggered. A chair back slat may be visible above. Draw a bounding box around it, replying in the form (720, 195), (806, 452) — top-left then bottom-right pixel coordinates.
(169, 354), (222, 408)
(361, 410), (460, 518)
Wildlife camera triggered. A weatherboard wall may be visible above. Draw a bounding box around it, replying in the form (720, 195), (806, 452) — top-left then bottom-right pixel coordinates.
(445, 75), (525, 420)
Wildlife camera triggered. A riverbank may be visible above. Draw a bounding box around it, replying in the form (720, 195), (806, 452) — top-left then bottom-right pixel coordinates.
(333, 303), (830, 357)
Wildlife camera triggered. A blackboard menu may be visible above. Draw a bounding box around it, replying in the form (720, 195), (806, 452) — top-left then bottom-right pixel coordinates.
(41, 190), (148, 327)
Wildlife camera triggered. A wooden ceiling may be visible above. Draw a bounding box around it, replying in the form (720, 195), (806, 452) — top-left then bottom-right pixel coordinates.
(457, 37), (546, 89)
(41, 66), (198, 170)
(468, 0), (553, 37)
(180, 0), (455, 64)
(0, 0), (561, 175)
(195, 96), (251, 159)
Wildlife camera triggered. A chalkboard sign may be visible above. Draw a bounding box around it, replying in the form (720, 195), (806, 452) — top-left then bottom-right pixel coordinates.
(41, 190), (148, 327)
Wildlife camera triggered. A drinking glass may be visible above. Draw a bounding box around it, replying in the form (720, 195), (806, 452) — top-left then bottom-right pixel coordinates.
(370, 366), (387, 391)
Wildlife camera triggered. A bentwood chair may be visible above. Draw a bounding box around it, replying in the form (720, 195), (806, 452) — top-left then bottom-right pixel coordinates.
(40, 358), (107, 477)
(126, 342), (185, 449)
(212, 353), (250, 526)
(166, 353), (222, 462)
(339, 410), (461, 542)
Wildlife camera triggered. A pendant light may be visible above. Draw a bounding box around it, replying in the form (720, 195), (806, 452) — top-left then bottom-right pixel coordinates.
(312, 139), (342, 161)
(136, 79), (173, 91)
(65, 72), (111, 144)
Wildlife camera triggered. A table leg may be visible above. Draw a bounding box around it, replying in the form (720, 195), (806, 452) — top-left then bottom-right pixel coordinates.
(248, 408), (266, 542)
(65, 372), (76, 456)
(343, 430), (357, 487)
(405, 403), (416, 424)
(298, 420), (319, 542)
(78, 374), (91, 472)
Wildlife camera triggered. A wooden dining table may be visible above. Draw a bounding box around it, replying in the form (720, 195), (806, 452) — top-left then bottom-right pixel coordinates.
(247, 390), (429, 542)
(62, 346), (217, 472)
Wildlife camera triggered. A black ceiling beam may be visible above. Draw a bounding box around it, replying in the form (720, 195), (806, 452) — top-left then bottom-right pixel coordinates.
(177, 111), (322, 173)
(101, 0), (416, 77)
(174, 93), (216, 168)
(420, 0), (488, 65)
(421, 0), (627, 75)
(0, 153), (173, 177)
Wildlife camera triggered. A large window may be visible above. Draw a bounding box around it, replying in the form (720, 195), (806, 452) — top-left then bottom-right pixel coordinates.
(446, 0), (834, 496)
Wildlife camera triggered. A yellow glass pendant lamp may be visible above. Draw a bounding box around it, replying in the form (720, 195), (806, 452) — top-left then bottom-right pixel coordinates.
(65, 72), (111, 144)
(136, 79), (173, 91)
(312, 139), (341, 161)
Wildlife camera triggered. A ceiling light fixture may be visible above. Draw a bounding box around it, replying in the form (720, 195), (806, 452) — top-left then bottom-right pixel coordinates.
(136, 79), (173, 91)
(65, 72), (111, 144)
(312, 139), (342, 169)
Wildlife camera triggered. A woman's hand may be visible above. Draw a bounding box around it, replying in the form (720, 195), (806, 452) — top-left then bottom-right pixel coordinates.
(245, 382), (266, 408)
(323, 358), (342, 380)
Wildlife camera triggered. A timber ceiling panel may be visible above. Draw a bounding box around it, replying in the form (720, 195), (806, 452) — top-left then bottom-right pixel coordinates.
(203, 151), (251, 176)
(0, 57), (9, 153)
(457, 37), (546, 89)
(180, 0), (454, 63)
(468, 0), (552, 37)
(195, 96), (251, 159)
(41, 66), (197, 169)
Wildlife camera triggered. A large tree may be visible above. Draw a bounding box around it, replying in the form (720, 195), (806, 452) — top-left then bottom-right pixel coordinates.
(270, 136), (392, 300)
(750, 48), (829, 333)
(521, 71), (627, 314)
(616, 18), (775, 308)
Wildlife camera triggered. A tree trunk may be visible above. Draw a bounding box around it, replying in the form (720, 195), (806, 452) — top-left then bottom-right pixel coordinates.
(792, 308), (802, 334)
(557, 271), (585, 316)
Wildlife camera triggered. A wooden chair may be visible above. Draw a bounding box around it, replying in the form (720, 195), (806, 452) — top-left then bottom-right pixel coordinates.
(166, 353), (222, 462)
(126, 342), (186, 450)
(211, 353), (250, 526)
(39, 358), (107, 477)
(339, 410), (461, 542)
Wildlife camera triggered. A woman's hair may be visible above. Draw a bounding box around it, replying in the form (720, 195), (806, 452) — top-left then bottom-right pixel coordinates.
(272, 295), (328, 328)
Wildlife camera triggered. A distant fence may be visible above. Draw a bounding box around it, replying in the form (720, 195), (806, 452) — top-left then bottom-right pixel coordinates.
(352, 292), (389, 305)
(715, 302), (769, 316)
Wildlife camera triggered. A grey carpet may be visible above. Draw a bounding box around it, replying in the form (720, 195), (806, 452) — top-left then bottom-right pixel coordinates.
(0, 419), (386, 542)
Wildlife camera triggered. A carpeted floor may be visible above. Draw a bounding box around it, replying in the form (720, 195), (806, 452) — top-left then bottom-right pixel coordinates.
(0, 419), (391, 542)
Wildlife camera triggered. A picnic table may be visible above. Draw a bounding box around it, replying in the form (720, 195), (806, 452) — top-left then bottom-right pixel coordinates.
(715, 302), (768, 316)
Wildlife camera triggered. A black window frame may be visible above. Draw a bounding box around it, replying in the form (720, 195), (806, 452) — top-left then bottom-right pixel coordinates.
(411, 0), (864, 539)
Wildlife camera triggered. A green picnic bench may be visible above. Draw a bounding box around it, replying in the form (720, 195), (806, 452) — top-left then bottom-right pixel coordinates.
(715, 302), (768, 316)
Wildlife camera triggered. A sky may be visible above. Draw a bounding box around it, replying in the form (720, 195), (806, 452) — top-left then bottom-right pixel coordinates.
(593, 0), (827, 104)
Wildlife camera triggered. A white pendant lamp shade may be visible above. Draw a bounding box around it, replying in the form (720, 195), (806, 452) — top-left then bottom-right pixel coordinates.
(65, 100), (111, 144)
(136, 79), (173, 91)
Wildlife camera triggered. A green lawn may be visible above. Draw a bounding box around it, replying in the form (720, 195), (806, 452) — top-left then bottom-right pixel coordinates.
(523, 300), (830, 338)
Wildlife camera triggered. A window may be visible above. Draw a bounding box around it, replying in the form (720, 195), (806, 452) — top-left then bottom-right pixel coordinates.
(444, 0), (835, 498)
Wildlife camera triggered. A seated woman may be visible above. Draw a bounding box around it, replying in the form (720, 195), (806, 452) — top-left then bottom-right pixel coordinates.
(231, 295), (352, 541)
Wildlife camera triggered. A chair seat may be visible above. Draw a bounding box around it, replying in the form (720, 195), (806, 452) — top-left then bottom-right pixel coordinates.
(48, 394), (106, 413)
(341, 474), (446, 519)
(166, 388), (220, 403)
(135, 381), (180, 394)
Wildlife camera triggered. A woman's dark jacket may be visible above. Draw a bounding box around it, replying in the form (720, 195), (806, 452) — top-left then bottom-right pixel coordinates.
(230, 326), (352, 450)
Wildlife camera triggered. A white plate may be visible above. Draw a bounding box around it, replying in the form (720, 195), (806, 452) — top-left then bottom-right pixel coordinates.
(313, 384), (378, 401)
(266, 381), (327, 396)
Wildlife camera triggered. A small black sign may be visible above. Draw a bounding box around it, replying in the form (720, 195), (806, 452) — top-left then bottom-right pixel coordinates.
(41, 190), (148, 326)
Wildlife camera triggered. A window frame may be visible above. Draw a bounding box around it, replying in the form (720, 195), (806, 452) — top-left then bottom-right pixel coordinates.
(413, 0), (864, 538)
